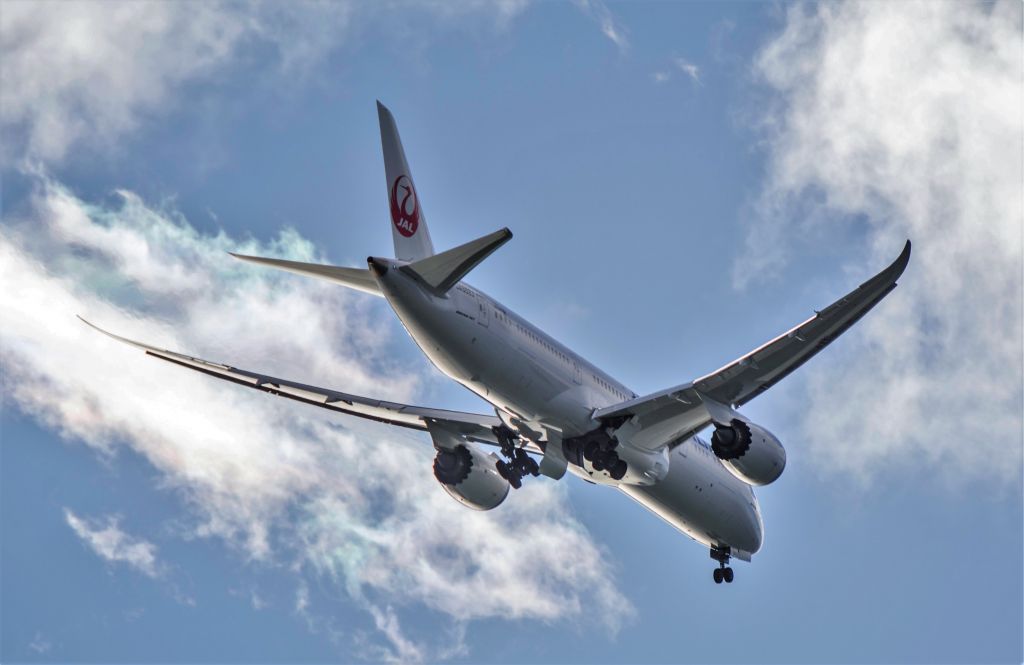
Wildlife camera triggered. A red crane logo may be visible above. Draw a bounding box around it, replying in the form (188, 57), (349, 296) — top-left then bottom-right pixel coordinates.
(390, 175), (419, 238)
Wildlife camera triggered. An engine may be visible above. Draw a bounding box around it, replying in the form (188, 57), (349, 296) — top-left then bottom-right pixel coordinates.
(432, 442), (510, 510)
(710, 418), (786, 486)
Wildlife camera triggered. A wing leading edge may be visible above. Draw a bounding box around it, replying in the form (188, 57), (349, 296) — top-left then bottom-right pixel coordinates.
(78, 317), (505, 446)
(593, 241), (911, 446)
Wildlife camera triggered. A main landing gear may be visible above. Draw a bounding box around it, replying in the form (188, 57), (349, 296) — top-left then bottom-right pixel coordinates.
(710, 546), (735, 584)
(582, 440), (628, 481)
(562, 423), (629, 481)
(492, 426), (539, 489)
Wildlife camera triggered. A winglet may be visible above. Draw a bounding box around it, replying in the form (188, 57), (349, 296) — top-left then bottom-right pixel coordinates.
(892, 239), (911, 279)
(857, 239), (911, 291)
(402, 227), (512, 296)
(77, 315), (158, 353)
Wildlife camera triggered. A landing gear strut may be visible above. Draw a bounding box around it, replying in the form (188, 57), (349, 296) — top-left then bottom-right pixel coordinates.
(710, 545), (735, 584)
(492, 426), (539, 489)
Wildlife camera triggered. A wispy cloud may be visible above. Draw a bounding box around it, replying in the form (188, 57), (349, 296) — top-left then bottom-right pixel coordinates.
(0, 1), (532, 168)
(64, 509), (161, 578)
(0, 2), (351, 166)
(673, 57), (701, 84)
(0, 176), (633, 659)
(575, 0), (629, 52)
(651, 57), (701, 86)
(738, 1), (1022, 486)
(29, 631), (52, 654)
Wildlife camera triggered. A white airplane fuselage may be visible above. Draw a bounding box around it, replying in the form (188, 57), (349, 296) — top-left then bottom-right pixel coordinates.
(371, 257), (764, 558)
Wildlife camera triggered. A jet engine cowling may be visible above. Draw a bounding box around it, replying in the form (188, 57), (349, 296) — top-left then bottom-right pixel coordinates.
(432, 442), (510, 510)
(710, 419), (786, 486)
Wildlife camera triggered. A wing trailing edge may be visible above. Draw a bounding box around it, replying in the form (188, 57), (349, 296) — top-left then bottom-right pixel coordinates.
(76, 316), (515, 447)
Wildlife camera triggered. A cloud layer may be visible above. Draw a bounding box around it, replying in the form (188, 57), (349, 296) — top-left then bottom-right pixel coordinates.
(0, 178), (631, 660)
(0, 1), (537, 168)
(740, 1), (1022, 485)
(0, 2), (362, 165)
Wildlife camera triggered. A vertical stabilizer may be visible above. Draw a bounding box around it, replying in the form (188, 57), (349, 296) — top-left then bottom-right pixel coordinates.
(377, 101), (435, 261)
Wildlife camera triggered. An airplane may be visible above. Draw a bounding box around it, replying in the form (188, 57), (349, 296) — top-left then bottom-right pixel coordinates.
(81, 101), (911, 584)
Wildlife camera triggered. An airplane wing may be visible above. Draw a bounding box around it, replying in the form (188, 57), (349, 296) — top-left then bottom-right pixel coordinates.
(592, 241), (911, 448)
(78, 317), (509, 447)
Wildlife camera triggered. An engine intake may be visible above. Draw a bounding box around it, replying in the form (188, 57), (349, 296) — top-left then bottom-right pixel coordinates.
(711, 419), (752, 459)
(711, 420), (786, 486)
(433, 445), (473, 485)
(432, 443), (510, 510)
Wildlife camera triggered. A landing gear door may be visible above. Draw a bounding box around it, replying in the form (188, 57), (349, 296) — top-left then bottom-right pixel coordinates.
(539, 428), (568, 480)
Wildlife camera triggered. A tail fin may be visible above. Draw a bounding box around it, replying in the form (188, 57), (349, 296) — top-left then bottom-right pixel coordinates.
(378, 101), (435, 262)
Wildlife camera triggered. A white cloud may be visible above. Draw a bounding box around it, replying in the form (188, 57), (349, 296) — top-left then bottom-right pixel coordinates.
(0, 2), (356, 166)
(738, 1), (1022, 486)
(0, 1), (533, 167)
(650, 57), (701, 86)
(29, 631), (52, 654)
(673, 57), (701, 84)
(575, 0), (629, 52)
(64, 509), (161, 578)
(0, 176), (632, 658)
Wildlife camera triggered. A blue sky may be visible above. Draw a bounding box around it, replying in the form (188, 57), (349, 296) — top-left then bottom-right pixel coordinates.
(1, 1), (1021, 663)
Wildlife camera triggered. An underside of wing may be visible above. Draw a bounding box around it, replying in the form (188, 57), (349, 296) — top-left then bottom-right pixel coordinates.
(78, 317), (504, 446)
(593, 241), (911, 447)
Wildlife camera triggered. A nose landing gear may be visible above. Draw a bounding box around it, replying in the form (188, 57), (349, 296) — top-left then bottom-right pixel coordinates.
(710, 545), (735, 584)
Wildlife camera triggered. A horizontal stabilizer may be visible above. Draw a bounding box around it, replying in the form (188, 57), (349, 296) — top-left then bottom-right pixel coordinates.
(403, 228), (512, 295)
(229, 253), (381, 296)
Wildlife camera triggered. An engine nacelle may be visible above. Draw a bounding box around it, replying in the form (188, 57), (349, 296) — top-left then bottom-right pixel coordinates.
(432, 443), (510, 510)
(710, 419), (786, 486)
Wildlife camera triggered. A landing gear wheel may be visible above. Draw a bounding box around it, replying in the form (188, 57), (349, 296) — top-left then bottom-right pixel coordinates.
(610, 459), (628, 481)
(710, 545), (732, 585)
(509, 448), (539, 477)
(496, 459), (509, 480)
(525, 457), (540, 476)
